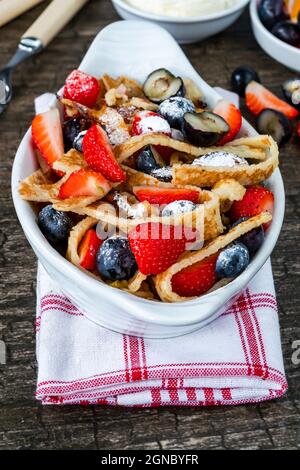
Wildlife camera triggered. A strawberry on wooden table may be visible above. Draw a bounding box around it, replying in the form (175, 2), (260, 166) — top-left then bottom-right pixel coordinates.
(133, 186), (199, 205)
(83, 124), (126, 183)
(31, 108), (64, 168)
(79, 229), (103, 270)
(246, 81), (299, 119)
(128, 222), (188, 275)
(58, 168), (111, 199)
(64, 70), (100, 108)
(229, 186), (274, 229)
(171, 254), (218, 297)
(213, 99), (242, 144)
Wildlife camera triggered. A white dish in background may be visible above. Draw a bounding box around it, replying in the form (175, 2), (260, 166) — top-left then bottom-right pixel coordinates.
(111, 0), (250, 43)
(12, 21), (284, 338)
(250, 0), (300, 72)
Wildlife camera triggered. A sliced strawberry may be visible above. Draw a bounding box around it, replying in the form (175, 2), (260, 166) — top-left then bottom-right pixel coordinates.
(171, 254), (218, 297)
(32, 109), (64, 168)
(213, 100), (242, 144)
(83, 124), (126, 183)
(131, 111), (171, 136)
(229, 186), (274, 229)
(79, 229), (103, 270)
(246, 81), (299, 119)
(64, 70), (100, 108)
(128, 223), (188, 275)
(58, 168), (111, 199)
(133, 186), (199, 205)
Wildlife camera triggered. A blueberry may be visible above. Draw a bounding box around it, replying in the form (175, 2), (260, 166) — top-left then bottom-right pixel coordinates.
(271, 21), (300, 47)
(63, 118), (89, 152)
(38, 205), (73, 245)
(182, 111), (229, 147)
(256, 109), (291, 146)
(216, 242), (250, 278)
(159, 97), (195, 129)
(161, 200), (197, 217)
(74, 130), (87, 152)
(143, 68), (185, 103)
(96, 237), (137, 281)
(258, 0), (285, 30)
(230, 217), (265, 255)
(231, 66), (260, 97)
(136, 146), (161, 174)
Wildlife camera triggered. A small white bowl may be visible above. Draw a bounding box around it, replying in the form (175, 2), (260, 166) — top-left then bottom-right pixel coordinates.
(12, 21), (284, 338)
(111, 0), (250, 43)
(250, 0), (300, 72)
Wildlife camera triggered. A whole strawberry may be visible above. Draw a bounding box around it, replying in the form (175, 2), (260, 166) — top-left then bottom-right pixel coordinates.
(64, 70), (100, 108)
(128, 222), (188, 275)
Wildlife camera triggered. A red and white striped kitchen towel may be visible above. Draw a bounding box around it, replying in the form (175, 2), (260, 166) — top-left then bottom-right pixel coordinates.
(36, 259), (287, 406)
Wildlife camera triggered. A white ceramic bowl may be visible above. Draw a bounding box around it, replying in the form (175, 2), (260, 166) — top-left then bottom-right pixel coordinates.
(250, 0), (300, 72)
(111, 0), (249, 43)
(12, 21), (284, 338)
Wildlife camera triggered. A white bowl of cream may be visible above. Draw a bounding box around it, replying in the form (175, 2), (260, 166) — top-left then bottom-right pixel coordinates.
(111, 0), (250, 43)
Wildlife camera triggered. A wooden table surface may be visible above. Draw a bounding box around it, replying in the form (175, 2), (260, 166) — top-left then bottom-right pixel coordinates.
(0, 0), (299, 450)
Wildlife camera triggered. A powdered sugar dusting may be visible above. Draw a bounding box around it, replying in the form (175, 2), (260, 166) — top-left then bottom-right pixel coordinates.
(113, 193), (148, 219)
(128, 203), (148, 219)
(100, 108), (130, 145)
(117, 105), (136, 123)
(192, 152), (249, 168)
(162, 200), (197, 217)
(150, 166), (173, 182)
(138, 115), (171, 135)
(159, 96), (195, 122)
(109, 128), (130, 146)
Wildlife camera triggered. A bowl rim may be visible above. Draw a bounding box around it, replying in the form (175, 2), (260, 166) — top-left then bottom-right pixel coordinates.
(11, 20), (285, 328)
(112, 0), (250, 24)
(250, 0), (300, 55)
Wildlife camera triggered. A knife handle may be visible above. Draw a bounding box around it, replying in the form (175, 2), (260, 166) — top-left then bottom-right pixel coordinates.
(22, 0), (89, 47)
(0, 0), (45, 28)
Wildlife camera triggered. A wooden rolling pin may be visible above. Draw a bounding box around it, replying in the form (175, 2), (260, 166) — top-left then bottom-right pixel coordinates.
(0, 0), (45, 28)
(22, 0), (89, 47)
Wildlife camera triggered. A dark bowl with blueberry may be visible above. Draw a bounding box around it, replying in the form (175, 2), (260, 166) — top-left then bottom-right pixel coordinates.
(250, 0), (300, 72)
